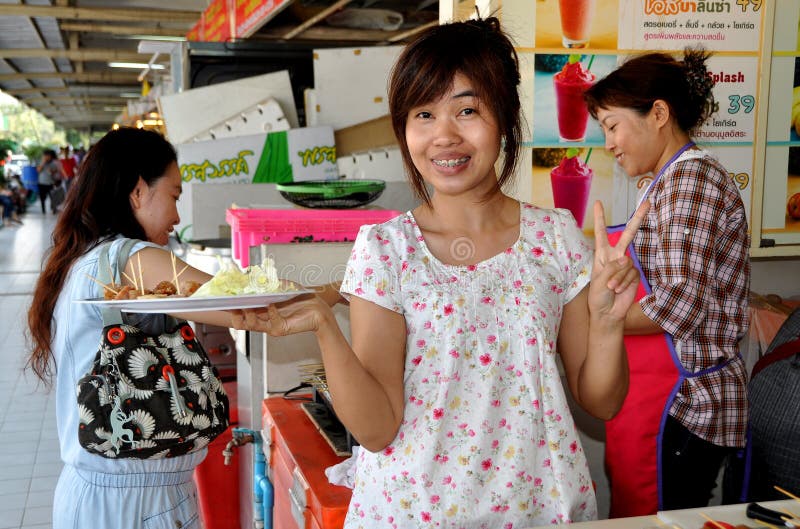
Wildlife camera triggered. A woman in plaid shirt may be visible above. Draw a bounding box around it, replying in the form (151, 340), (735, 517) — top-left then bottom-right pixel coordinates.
(585, 49), (750, 514)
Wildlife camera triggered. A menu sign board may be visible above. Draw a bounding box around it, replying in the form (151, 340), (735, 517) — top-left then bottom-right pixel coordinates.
(618, 0), (763, 52)
(204, 0), (233, 43)
(186, 0), (291, 41)
(695, 56), (758, 143)
(505, 0), (761, 238)
(185, 0), (231, 42)
(186, 20), (202, 42)
(534, 0), (619, 50)
(234, 0), (291, 39)
(761, 0), (800, 244)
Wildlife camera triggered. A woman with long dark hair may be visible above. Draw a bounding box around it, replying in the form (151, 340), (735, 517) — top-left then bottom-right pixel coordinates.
(27, 128), (303, 528)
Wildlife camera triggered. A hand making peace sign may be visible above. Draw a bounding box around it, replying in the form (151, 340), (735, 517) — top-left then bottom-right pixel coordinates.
(588, 199), (651, 322)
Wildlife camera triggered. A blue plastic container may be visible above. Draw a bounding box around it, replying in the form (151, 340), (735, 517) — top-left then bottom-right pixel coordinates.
(21, 165), (38, 192)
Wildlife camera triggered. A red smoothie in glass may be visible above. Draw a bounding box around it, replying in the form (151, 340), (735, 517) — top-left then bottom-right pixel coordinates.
(553, 58), (595, 142)
(550, 152), (593, 228)
(558, 0), (597, 48)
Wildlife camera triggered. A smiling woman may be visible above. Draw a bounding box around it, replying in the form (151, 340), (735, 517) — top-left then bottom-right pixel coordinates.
(22, 127), (334, 529)
(129, 159), (182, 246)
(231, 17), (650, 529)
(584, 49), (751, 515)
(404, 73), (501, 201)
(24, 128), (216, 529)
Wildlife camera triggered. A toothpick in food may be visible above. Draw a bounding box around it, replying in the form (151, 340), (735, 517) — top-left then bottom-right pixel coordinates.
(171, 251), (180, 295)
(775, 486), (800, 504)
(699, 513), (729, 529)
(137, 253), (144, 295)
(121, 270), (137, 289)
(85, 273), (119, 296)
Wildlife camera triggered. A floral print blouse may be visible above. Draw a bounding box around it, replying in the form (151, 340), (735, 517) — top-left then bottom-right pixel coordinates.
(339, 202), (596, 529)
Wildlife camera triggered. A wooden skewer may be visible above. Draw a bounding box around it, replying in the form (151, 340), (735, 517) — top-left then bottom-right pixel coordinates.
(776, 485), (800, 503)
(85, 273), (118, 295)
(646, 517), (671, 529)
(174, 264), (189, 280)
(780, 512), (800, 529)
(171, 252), (180, 295)
(123, 263), (134, 290)
(699, 513), (729, 529)
(121, 270), (137, 288)
(753, 520), (780, 529)
(137, 253), (144, 295)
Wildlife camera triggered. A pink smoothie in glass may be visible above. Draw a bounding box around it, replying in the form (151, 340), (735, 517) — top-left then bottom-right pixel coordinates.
(558, 0), (597, 48)
(550, 153), (593, 227)
(553, 59), (596, 142)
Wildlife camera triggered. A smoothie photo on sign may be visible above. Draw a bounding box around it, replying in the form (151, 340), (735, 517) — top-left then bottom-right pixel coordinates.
(551, 147), (594, 227)
(554, 54), (596, 141)
(559, 0), (597, 48)
(535, 0), (617, 50)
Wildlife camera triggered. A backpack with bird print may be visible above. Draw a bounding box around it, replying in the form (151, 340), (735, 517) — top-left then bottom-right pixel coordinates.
(76, 239), (229, 459)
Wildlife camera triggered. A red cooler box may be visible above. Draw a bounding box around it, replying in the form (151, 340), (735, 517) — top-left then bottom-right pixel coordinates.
(195, 382), (240, 529)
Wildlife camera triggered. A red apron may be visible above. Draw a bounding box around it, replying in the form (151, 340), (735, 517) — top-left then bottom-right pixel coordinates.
(604, 227), (681, 517)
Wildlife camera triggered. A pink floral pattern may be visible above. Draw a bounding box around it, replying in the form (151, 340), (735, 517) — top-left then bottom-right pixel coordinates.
(340, 203), (596, 528)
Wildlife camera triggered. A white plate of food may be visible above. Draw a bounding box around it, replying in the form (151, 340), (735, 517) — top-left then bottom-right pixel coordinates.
(75, 290), (314, 313)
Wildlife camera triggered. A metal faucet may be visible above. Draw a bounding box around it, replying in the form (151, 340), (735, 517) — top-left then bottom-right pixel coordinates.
(223, 428), (273, 529)
(222, 429), (255, 465)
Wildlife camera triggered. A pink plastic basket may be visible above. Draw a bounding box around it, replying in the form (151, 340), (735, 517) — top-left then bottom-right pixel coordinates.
(226, 208), (402, 267)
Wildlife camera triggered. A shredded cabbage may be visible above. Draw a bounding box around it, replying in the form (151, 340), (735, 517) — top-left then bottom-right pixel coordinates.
(191, 257), (285, 297)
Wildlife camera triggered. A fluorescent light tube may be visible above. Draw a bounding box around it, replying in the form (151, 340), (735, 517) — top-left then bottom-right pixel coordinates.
(108, 62), (166, 70)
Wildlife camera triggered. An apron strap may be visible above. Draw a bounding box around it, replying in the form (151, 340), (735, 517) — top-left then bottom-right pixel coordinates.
(631, 141), (695, 218)
(605, 226), (681, 516)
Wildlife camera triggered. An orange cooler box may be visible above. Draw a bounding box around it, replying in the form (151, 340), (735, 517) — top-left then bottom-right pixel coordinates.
(262, 396), (352, 529)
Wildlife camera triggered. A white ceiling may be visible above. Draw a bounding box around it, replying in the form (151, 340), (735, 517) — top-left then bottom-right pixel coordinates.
(0, 1), (437, 131)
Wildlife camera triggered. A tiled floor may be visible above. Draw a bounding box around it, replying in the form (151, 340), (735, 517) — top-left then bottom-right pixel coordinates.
(0, 210), (61, 529)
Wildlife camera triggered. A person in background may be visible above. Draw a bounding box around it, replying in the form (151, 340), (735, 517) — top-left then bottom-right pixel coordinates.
(0, 185), (23, 226)
(5, 173), (27, 215)
(73, 145), (87, 169)
(584, 49), (750, 514)
(236, 18), (648, 528)
(25, 127), (345, 529)
(59, 145), (77, 193)
(36, 149), (64, 214)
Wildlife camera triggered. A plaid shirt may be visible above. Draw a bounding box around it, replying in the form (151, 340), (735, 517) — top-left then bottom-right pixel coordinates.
(634, 148), (750, 447)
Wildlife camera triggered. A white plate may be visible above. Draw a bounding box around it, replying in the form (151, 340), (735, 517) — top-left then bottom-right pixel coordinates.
(75, 291), (313, 313)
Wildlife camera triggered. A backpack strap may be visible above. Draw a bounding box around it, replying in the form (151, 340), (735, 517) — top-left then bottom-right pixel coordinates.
(115, 238), (141, 283)
(97, 238), (181, 330)
(97, 239), (143, 327)
(97, 238), (140, 284)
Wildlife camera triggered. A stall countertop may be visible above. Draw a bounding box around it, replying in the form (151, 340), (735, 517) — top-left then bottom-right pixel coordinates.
(526, 499), (799, 529)
(526, 515), (657, 529)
